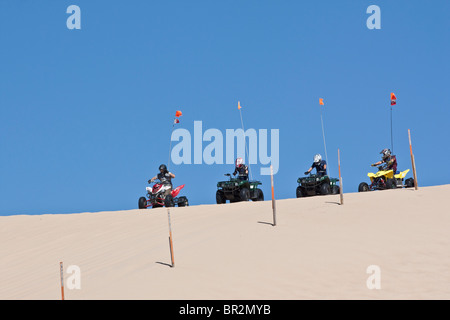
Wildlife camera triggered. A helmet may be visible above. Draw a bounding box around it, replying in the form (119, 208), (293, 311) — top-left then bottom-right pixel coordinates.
(235, 157), (244, 168)
(313, 154), (322, 163)
(380, 149), (391, 160)
(159, 164), (167, 172)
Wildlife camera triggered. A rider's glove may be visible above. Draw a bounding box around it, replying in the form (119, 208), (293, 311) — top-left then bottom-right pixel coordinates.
(304, 171), (309, 175)
(148, 179), (153, 184)
(371, 164), (376, 167)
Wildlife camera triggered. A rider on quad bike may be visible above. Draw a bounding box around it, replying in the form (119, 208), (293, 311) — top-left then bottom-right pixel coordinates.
(149, 164), (175, 196)
(371, 148), (397, 173)
(304, 154), (327, 177)
(233, 157), (249, 181)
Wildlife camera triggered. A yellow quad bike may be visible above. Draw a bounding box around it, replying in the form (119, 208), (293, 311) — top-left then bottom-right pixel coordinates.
(358, 165), (415, 192)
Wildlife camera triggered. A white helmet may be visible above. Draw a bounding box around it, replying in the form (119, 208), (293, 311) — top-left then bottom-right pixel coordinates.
(235, 157), (244, 167)
(380, 148), (391, 160)
(314, 154), (322, 163)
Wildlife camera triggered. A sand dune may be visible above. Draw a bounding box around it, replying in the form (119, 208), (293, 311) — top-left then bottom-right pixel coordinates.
(1, 185), (449, 300)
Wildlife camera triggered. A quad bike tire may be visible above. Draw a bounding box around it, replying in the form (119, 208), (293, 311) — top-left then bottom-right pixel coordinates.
(240, 187), (250, 201)
(319, 183), (330, 195)
(405, 178), (414, 188)
(386, 179), (397, 189)
(216, 190), (226, 204)
(178, 196), (189, 207)
(358, 182), (369, 192)
(253, 188), (264, 201)
(331, 185), (340, 194)
(296, 186), (306, 198)
(164, 195), (175, 207)
(138, 197), (147, 209)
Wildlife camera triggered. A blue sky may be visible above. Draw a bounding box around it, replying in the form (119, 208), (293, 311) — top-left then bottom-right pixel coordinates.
(1, 0), (449, 215)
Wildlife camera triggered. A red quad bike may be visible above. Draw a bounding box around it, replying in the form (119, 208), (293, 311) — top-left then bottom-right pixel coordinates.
(138, 182), (189, 209)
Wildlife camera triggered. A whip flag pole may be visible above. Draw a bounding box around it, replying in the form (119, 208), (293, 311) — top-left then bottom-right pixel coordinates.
(168, 110), (183, 170)
(319, 98), (330, 177)
(390, 93), (397, 153)
(238, 101), (252, 180)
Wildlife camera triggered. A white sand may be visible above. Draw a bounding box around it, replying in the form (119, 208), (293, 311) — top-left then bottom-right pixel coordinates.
(1, 185), (449, 299)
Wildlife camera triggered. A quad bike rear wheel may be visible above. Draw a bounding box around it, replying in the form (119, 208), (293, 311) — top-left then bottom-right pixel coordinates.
(178, 196), (189, 207)
(331, 185), (340, 194)
(165, 195), (175, 207)
(253, 188), (264, 201)
(386, 179), (397, 189)
(240, 187), (250, 201)
(405, 178), (414, 188)
(320, 183), (330, 195)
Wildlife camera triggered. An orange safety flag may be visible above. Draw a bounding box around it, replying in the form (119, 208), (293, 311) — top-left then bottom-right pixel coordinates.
(175, 110), (182, 117)
(319, 98), (324, 105)
(390, 93), (397, 106)
(238, 101), (242, 110)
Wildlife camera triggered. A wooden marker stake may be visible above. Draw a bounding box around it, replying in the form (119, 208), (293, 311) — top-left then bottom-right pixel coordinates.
(167, 209), (175, 267)
(408, 129), (419, 190)
(60, 262), (65, 300)
(270, 165), (277, 226)
(338, 149), (344, 205)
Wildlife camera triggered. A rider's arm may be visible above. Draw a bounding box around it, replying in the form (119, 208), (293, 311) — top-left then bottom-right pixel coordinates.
(372, 160), (383, 166)
(149, 176), (157, 183)
(169, 172), (175, 178)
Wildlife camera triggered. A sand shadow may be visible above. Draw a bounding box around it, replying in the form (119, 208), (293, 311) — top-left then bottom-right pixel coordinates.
(257, 221), (275, 226)
(325, 201), (341, 205)
(155, 261), (173, 268)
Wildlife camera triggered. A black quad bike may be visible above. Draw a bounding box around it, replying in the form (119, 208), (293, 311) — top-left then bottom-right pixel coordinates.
(296, 174), (340, 197)
(216, 174), (264, 203)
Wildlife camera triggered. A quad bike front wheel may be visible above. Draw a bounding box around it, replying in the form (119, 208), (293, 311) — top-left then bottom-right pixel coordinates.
(358, 182), (369, 192)
(296, 186), (306, 198)
(216, 190), (226, 204)
(138, 197), (147, 209)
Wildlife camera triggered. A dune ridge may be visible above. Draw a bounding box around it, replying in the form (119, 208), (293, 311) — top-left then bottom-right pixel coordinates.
(1, 185), (449, 299)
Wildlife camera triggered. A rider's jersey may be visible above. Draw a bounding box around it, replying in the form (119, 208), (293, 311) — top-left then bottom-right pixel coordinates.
(233, 165), (249, 180)
(383, 155), (397, 172)
(157, 172), (173, 185)
(311, 160), (327, 175)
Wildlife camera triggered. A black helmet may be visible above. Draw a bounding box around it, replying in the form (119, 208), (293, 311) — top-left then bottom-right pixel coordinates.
(159, 164), (167, 172)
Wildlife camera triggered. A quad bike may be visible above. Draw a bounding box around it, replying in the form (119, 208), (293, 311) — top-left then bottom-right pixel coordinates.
(216, 174), (264, 203)
(296, 173), (340, 197)
(358, 165), (414, 192)
(138, 181), (189, 209)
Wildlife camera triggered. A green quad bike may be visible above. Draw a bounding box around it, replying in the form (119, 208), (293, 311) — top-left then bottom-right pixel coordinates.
(296, 173), (340, 197)
(216, 173), (264, 203)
